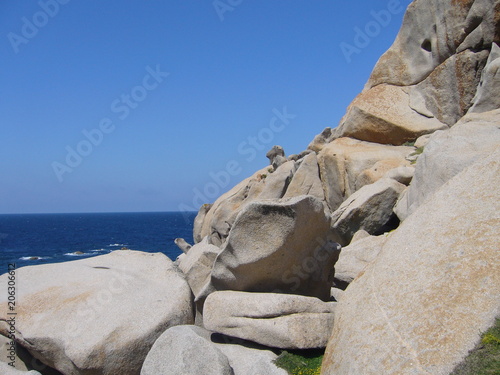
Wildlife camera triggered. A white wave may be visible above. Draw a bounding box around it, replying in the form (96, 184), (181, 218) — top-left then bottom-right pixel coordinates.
(108, 243), (127, 247)
(90, 248), (107, 252)
(19, 256), (49, 261)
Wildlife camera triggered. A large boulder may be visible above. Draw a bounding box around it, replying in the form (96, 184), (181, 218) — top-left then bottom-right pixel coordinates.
(178, 237), (220, 301)
(335, 84), (447, 145)
(141, 325), (233, 375)
(283, 153), (324, 201)
(258, 160), (296, 200)
(329, 0), (499, 146)
(408, 49), (488, 126)
(330, 178), (405, 245)
(394, 109), (500, 220)
(195, 167), (269, 246)
(469, 42), (500, 114)
(322, 148), (500, 375)
(366, 0), (499, 88)
(334, 234), (389, 285)
(317, 138), (413, 211)
(208, 195), (340, 301)
(142, 325), (287, 375)
(193, 203), (212, 243)
(0, 251), (194, 375)
(204, 291), (336, 349)
(210, 335), (288, 375)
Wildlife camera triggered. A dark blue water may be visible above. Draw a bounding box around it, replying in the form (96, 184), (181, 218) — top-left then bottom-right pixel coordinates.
(0, 212), (196, 269)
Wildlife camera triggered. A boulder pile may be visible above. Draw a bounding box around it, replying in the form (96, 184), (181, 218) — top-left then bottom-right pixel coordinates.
(1, 0), (498, 374)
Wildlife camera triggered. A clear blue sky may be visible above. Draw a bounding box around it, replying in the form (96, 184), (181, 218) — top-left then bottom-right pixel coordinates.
(0, 0), (411, 214)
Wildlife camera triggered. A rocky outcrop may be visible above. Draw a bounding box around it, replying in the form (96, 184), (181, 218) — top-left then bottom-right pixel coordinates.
(207, 195), (340, 302)
(141, 325), (234, 375)
(384, 166), (414, 185)
(282, 153), (324, 201)
(334, 234), (389, 285)
(141, 325), (287, 375)
(322, 148), (500, 375)
(330, 178), (405, 245)
(469, 42), (500, 113)
(178, 237), (220, 301)
(394, 109), (500, 220)
(367, 0), (499, 88)
(0, 251), (194, 375)
(193, 203), (212, 243)
(317, 138), (412, 211)
(335, 84), (448, 145)
(330, 0), (500, 145)
(203, 291), (336, 349)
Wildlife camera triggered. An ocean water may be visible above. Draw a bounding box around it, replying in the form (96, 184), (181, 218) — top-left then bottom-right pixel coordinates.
(0, 212), (197, 270)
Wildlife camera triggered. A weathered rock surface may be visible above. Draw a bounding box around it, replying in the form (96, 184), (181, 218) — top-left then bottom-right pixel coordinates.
(196, 167), (268, 246)
(0, 362), (41, 375)
(0, 251), (194, 375)
(334, 234), (389, 285)
(322, 148), (500, 375)
(335, 84), (447, 145)
(142, 325), (287, 375)
(469, 42), (500, 113)
(384, 166), (415, 185)
(208, 195), (340, 301)
(213, 337), (288, 375)
(283, 153), (324, 201)
(174, 237), (192, 253)
(141, 325), (234, 375)
(178, 237), (220, 301)
(204, 291), (336, 349)
(258, 160), (296, 200)
(394, 109), (500, 220)
(266, 145), (285, 163)
(317, 137), (413, 211)
(330, 178), (405, 245)
(0, 334), (60, 374)
(193, 203), (211, 243)
(367, 0), (499, 88)
(329, 0), (499, 146)
(409, 49), (488, 126)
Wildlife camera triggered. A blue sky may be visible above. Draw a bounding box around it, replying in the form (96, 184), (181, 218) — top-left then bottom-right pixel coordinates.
(0, 0), (411, 214)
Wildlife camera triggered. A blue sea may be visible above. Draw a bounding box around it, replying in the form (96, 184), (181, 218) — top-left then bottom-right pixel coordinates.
(0, 212), (197, 270)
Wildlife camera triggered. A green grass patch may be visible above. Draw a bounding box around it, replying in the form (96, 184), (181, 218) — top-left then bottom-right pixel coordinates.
(450, 318), (500, 375)
(413, 146), (425, 155)
(274, 349), (324, 375)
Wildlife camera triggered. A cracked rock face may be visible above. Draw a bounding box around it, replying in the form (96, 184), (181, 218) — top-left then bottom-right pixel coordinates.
(322, 147), (500, 375)
(206, 195), (339, 302)
(203, 291), (336, 349)
(332, 0), (499, 146)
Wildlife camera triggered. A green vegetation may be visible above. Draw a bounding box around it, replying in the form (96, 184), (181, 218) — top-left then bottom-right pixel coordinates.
(274, 349), (324, 375)
(402, 141), (416, 146)
(414, 146), (425, 155)
(450, 318), (500, 375)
